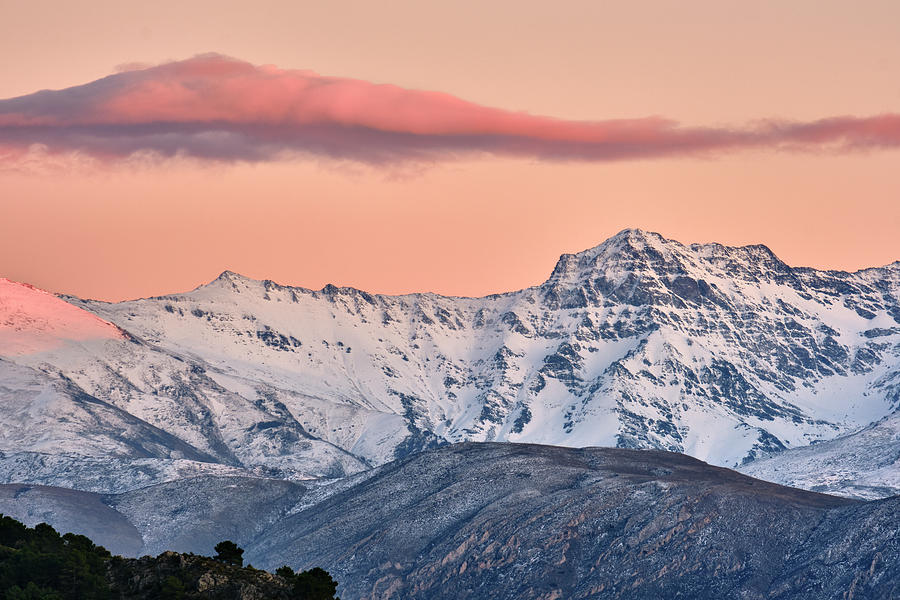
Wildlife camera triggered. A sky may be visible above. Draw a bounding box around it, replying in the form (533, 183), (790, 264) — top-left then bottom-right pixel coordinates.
(1, 0), (899, 301)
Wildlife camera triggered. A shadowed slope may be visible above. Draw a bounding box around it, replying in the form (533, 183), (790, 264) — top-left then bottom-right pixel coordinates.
(0, 484), (142, 556)
(250, 443), (896, 600)
(1, 443), (897, 598)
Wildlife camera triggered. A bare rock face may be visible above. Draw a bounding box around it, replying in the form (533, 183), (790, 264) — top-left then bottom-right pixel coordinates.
(249, 443), (899, 600)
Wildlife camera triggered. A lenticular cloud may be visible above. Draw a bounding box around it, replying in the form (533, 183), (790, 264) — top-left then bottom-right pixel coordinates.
(1, 53), (899, 166)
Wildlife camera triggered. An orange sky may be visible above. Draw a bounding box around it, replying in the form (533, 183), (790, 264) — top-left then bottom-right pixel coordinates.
(1, 0), (899, 301)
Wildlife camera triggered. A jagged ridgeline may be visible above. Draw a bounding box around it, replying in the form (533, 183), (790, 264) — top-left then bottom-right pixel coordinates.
(0, 514), (338, 600)
(2, 228), (899, 500)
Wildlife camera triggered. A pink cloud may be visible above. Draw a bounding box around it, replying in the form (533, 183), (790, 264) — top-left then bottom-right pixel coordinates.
(1, 53), (899, 166)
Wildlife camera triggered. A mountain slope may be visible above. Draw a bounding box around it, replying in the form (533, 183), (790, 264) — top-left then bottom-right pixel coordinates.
(3, 444), (898, 599)
(0, 295), (367, 491)
(739, 407), (900, 498)
(251, 443), (900, 600)
(0, 358), (266, 492)
(0, 483), (143, 556)
(0, 278), (124, 355)
(0, 475), (308, 558)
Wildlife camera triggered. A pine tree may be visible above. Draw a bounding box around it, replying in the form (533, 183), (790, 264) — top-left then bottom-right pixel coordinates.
(213, 540), (244, 566)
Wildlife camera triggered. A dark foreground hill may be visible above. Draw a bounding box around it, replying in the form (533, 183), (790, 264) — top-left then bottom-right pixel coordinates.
(254, 443), (899, 600)
(3, 443), (900, 599)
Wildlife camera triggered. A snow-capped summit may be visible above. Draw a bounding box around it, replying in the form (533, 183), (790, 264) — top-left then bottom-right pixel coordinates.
(546, 229), (673, 282)
(542, 228), (798, 306)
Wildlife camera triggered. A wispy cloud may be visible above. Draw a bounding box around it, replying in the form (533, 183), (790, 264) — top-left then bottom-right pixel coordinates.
(1, 53), (899, 167)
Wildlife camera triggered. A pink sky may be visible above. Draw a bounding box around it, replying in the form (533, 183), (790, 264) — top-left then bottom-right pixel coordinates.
(1, 1), (899, 300)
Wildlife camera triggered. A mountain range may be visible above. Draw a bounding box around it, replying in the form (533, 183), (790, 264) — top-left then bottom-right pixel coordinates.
(2, 229), (898, 497)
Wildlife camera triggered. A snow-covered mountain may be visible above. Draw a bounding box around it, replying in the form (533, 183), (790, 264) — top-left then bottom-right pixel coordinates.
(739, 408), (900, 499)
(0, 279), (367, 491)
(2, 229), (898, 494)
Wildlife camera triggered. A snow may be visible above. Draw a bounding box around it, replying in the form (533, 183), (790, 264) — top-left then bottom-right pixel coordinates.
(0, 278), (124, 356)
(1, 229), (898, 496)
(739, 409), (900, 499)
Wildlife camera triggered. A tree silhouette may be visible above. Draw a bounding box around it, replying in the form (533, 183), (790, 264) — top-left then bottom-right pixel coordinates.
(276, 565), (296, 579)
(275, 565), (339, 600)
(293, 567), (338, 600)
(0, 515), (111, 600)
(213, 541), (244, 567)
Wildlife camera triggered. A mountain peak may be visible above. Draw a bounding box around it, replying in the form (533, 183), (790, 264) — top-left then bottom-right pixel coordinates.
(541, 229), (804, 297)
(578, 228), (670, 255)
(544, 229), (679, 286)
(607, 227), (662, 242)
(197, 270), (259, 292)
(575, 228), (675, 259)
(213, 270), (248, 283)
